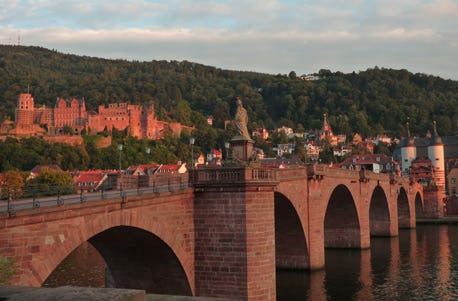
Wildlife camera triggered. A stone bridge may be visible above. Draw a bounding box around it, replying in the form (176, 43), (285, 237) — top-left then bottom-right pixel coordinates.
(0, 166), (424, 301)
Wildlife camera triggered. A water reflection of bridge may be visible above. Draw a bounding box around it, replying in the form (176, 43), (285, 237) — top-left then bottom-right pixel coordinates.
(0, 165), (424, 300)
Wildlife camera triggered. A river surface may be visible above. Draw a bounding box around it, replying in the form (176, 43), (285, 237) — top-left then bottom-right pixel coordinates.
(44, 225), (458, 300)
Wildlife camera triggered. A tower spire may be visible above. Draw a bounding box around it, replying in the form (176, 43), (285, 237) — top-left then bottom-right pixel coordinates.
(323, 113), (329, 130)
(406, 121), (411, 138)
(433, 120), (438, 136)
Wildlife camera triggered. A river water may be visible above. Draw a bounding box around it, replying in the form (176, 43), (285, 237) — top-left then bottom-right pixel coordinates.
(44, 225), (458, 300)
(278, 225), (458, 300)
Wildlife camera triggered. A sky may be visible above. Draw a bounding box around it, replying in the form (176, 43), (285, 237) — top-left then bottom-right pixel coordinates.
(1, 0), (458, 79)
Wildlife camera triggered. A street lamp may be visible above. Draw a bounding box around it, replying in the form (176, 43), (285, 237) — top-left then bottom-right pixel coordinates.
(145, 147), (151, 163)
(189, 137), (195, 168)
(118, 144), (123, 171)
(224, 142), (230, 162)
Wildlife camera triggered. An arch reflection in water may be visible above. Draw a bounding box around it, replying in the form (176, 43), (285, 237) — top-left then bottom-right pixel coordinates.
(43, 226), (192, 296)
(43, 241), (105, 288)
(277, 225), (458, 300)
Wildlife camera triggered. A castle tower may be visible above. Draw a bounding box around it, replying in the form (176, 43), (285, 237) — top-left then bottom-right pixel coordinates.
(427, 121), (446, 195)
(401, 122), (417, 175)
(15, 93), (35, 126)
(143, 103), (156, 139)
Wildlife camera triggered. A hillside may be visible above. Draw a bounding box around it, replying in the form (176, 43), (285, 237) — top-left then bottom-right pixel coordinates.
(0, 45), (457, 137)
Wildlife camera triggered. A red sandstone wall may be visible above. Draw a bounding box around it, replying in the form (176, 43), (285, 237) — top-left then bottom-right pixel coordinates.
(0, 189), (195, 294)
(423, 187), (445, 218)
(43, 135), (84, 145)
(194, 185), (276, 301)
(446, 196), (458, 215)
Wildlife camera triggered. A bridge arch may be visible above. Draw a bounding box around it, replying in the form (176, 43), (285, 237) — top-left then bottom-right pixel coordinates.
(93, 226), (191, 294)
(274, 192), (309, 269)
(6, 191), (195, 292)
(369, 185), (391, 236)
(397, 187), (410, 228)
(324, 184), (361, 248)
(42, 225), (193, 295)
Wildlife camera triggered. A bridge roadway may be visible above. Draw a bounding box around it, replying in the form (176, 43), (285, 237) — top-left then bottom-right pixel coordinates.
(0, 165), (424, 301)
(0, 174), (189, 213)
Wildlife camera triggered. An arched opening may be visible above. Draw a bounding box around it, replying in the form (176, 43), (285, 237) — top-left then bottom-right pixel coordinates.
(415, 193), (424, 219)
(43, 241), (105, 288)
(397, 188), (411, 228)
(324, 185), (361, 248)
(274, 192), (309, 269)
(370, 186), (391, 236)
(43, 226), (192, 295)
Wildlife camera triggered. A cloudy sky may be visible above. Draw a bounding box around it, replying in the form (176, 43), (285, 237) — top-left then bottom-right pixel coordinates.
(1, 0), (458, 79)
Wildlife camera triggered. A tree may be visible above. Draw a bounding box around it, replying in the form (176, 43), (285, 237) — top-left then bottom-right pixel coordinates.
(374, 142), (392, 156)
(27, 168), (76, 196)
(318, 140), (335, 164)
(293, 142), (308, 162)
(0, 171), (25, 200)
(62, 125), (73, 135)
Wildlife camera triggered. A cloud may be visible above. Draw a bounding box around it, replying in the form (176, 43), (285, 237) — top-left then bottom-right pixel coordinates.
(0, 0), (457, 79)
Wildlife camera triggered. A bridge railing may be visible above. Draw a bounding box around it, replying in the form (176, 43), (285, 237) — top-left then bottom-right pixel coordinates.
(191, 167), (276, 185)
(0, 173), (190, 215)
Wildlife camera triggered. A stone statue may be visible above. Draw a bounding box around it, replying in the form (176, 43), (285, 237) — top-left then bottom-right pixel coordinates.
(234, 97), (250, 139)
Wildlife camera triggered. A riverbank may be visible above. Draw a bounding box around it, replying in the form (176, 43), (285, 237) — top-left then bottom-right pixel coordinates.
(0, 286), (236, 301)
(417, 216), (458, 224)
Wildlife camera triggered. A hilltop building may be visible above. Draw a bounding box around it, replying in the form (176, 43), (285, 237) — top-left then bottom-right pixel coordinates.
(1, 93), (191, 140)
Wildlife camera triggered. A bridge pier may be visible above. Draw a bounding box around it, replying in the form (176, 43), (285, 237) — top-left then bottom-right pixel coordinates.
(192, 167), (278, 301)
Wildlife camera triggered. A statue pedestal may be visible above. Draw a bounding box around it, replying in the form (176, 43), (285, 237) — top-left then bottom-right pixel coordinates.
(231, 137), (254, 162)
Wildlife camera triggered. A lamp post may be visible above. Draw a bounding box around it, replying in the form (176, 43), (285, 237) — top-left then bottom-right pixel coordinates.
(189, 137), (195, 168)
(118, 144), (123, 171)
(224, 142), (230, 163)
(145, 147), (151, 163)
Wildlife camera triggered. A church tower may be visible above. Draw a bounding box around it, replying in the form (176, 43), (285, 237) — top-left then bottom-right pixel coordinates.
(427, 121), (446, 195)
(401, 122), (416, 175)
(320, 113), (337, 146)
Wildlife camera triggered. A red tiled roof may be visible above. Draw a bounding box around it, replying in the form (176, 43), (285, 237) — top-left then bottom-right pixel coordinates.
(75, 171), (104, 183)
(159, 164), (179, 172)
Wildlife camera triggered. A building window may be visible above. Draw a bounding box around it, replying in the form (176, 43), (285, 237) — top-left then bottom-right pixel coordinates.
(452, 178), (456, 184)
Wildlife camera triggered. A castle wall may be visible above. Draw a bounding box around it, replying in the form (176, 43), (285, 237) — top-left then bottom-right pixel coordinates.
(9, 94), (188, 140)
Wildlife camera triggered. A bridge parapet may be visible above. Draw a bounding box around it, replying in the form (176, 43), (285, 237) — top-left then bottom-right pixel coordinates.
(274, 167), (308, 181)
(306, 164), (408, 185)
(191, 167), (276, 186)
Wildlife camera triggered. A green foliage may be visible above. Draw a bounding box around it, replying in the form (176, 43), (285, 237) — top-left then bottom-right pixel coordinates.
(318, 140), (336, 164)
(0, 45), (456, 162)
(27, 168), (76, 196)
(0, 256), (16, 284)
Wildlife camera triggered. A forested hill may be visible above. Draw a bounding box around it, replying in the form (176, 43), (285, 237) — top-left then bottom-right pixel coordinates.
(0, 45), (457, 137)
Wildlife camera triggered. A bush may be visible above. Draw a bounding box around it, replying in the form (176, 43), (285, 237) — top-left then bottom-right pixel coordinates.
(0, 256), (16, 284)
